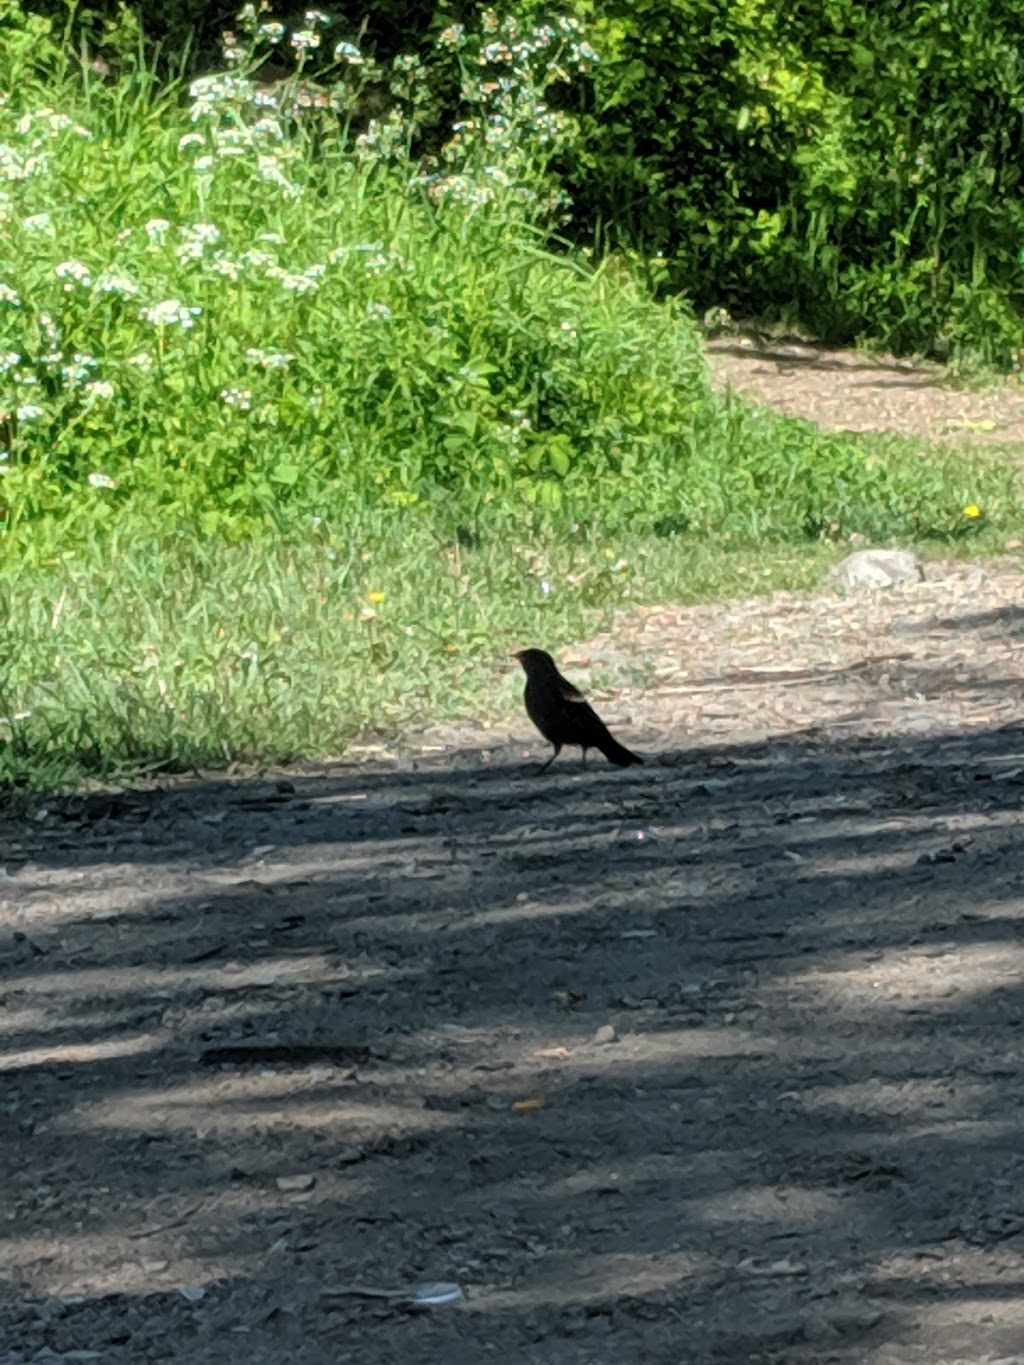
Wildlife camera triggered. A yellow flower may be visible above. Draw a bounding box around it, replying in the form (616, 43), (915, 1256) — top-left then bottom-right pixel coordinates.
(963, 504), (982, 519)
(367, 590), (386, 603)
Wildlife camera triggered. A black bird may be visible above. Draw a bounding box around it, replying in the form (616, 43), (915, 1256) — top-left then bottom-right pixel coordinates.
(515, 648), (643, 773)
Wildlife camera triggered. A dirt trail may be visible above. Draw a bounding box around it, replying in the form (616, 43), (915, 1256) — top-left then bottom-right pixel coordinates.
(4, 551), (1024, 1363)
(707, 336), (1024, 445)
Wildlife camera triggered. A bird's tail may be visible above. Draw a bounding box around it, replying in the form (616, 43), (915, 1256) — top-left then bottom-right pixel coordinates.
(598, 734), (643, 767)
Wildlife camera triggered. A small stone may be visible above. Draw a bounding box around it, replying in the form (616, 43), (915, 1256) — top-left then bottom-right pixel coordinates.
(276, 1173), (316, 1193)
(593, 1024), (618, 1046)
(828, 548), (925, 593)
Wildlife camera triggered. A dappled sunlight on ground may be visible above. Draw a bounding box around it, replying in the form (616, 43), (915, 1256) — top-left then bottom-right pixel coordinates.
(5, 564), (1024, 1360)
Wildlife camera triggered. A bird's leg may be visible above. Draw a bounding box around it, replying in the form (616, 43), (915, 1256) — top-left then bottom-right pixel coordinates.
(536, 744), (560, 775)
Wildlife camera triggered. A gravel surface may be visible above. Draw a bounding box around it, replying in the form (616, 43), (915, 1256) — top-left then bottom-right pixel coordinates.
(3, 556), (1024, 1363)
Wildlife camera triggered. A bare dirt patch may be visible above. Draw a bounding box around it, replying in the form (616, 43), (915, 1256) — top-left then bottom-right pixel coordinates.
(3, 557), (1024, 1363)
(707, 336), (1024, 445)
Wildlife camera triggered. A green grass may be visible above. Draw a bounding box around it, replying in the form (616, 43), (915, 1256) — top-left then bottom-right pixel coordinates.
(1, 5), (1022, 797)
(4, 512), (1016, 798)
(0, 521), (838, 795)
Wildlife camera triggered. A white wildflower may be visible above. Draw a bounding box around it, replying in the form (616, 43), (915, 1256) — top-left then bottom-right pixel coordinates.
(15, 109), (90, 139)
(266, 263), (325, 293)
(0, 283), (20, 305)
(188, 73), (256, 120)
(258, 21), (286, 41)
(50, 112), (91, 138)
(0, 351), (20, 372)
(94, 272), (140, 298)
(220, 387), (252, 409)
(61, 353), (98, 384)
(305, 9), (331, 26)
(21, 212), (52, 231)
(16, 404), (43, 421)
(139, 299), (202, 328)
(83, 380), (115, 401)
(365, 301), (393, 322)
(482, 41), (512, 64)
(178, 132), (205, 150)
(176, 222), (222, 260)
(145, 218), (171, 243)
(126, 352), (154, 369)
(222, 32), (246, 63)
(87, 471), (117, 488)
(258, 231), (286, 244)
(245, 347), (294, 369)
(290, 28), (321, 51)
(212, 254), (242, 280)
(55, 259), (92, 287)
(252, 117), (284, 140)
(217, 129), (245, 151)
(257, 155), (300, 195)
(194, 155), (216, 171)
(0, 142), (48, 183)
(334, 40), (363, 64)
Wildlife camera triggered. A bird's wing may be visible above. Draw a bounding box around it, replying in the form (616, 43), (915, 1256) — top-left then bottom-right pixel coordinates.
(560, 683), (587, 703)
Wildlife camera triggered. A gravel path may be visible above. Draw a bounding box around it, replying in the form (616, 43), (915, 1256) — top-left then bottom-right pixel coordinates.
(707, 336), (1024, 446)
(3, 556), (1024, 1363)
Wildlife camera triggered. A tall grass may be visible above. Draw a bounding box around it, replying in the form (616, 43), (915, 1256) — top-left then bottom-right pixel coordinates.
(0, 519), (845, 792)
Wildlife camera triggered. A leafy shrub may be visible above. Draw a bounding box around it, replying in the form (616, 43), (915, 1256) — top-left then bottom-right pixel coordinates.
(1, 1), (1017, 560)
(0, 6), (712, 542)
(553, 0), (1024, 365)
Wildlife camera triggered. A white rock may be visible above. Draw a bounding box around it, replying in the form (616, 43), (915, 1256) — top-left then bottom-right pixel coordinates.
(828, 548), (925, 592)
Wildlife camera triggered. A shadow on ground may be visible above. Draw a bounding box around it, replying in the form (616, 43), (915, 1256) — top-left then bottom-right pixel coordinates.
(3, 710), (1024, 1364)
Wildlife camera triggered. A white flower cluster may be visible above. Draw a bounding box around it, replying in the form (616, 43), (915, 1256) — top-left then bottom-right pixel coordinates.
(139, 299), (202, 328)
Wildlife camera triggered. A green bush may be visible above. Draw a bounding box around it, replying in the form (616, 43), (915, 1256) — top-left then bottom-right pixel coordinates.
(553, 0), (1024, 365)
(21, 1), (1024, 362)
(3, 7), (704, 539)
(1, 2), (1018, 556)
